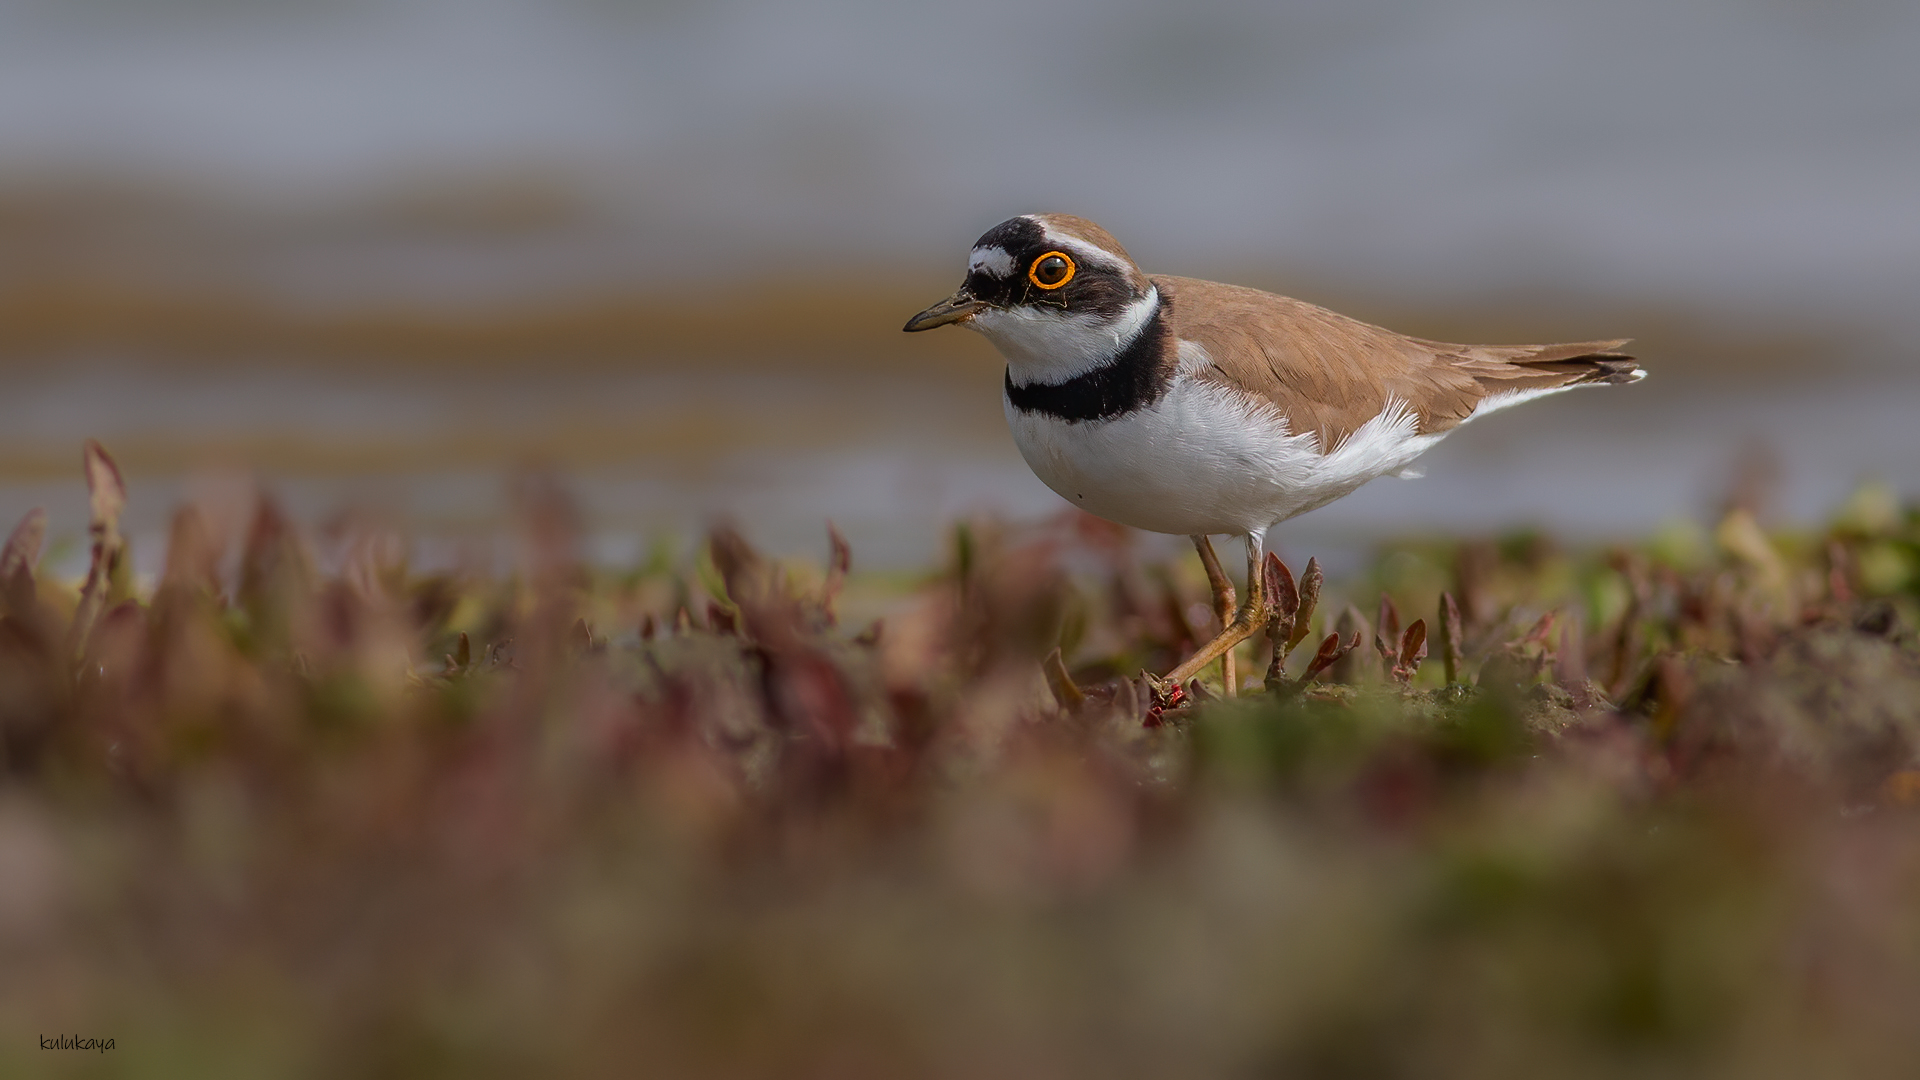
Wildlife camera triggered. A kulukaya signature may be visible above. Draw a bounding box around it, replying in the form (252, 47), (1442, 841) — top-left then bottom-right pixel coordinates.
(42, 1034), (114, 1052)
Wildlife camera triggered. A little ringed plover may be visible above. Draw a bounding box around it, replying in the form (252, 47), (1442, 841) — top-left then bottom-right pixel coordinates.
(905, 213), (1643, 696)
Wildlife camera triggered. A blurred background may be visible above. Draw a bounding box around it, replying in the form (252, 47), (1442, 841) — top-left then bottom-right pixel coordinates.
(0, 0), (1915, 571)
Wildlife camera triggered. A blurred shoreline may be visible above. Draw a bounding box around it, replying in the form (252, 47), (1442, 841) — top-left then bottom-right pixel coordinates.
(0, 180), (1912, 572)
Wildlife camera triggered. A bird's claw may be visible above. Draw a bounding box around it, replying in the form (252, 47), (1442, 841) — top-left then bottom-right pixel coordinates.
(1142, 672), (1193, 726)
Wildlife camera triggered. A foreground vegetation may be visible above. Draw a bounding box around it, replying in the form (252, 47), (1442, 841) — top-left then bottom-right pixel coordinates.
(3, 442), (1919, 1078)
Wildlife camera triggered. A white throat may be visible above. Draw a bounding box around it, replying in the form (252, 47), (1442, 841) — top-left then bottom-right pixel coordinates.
(970, 287), (1160, 387)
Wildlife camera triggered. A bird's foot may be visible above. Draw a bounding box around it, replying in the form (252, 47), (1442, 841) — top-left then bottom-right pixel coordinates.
(1145, 607), (1266, 724)
(1143, 672), (1219, 725)
(1147, 533), (1271, 722)
(1142, 671), (1186, 725)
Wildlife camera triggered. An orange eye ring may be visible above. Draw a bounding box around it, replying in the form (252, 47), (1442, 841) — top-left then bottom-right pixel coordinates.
(1027, 251), (1076, 290)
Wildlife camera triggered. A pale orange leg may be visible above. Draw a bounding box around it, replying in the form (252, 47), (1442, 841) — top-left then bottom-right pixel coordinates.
(1192, 535), (1239, 696)
(1150, 532), (1268, 702)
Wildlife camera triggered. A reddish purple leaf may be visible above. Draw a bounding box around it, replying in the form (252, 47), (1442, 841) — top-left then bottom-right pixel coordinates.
(1400, 619), (1427, 670)
(1291, 558), (1323, 653)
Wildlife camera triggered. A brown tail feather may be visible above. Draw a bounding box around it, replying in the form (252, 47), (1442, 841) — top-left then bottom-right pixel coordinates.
(1465, 338), (1643, 392)
(1515, 351), (1643, 386)
(1506, 338), (1632, 364)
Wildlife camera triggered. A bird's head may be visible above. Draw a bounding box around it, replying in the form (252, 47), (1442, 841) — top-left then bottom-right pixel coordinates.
(905, 214), (1160, 382)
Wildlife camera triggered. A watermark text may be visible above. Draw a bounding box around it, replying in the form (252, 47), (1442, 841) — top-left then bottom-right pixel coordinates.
(42, 1034), (114, 1053)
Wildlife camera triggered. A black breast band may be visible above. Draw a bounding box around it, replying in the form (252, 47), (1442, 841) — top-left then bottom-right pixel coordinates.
(1003, 306), (1171, 423)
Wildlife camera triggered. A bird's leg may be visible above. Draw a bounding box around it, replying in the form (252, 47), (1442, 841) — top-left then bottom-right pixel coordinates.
(1191, 535), (1239, 696)
(1151, 532), (1268, 705)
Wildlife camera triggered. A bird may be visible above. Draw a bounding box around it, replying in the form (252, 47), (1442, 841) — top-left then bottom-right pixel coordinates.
(903, 213), (1642, 701)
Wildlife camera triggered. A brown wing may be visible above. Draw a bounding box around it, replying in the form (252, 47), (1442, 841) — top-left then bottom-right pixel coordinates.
(1154, 275), (1637, 452)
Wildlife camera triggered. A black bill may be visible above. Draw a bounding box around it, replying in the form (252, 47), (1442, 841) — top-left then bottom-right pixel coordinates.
(903, 289), (985, 332)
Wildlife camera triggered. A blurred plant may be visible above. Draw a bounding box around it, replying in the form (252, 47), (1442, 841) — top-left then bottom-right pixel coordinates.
(2, 449), (1919, 1080)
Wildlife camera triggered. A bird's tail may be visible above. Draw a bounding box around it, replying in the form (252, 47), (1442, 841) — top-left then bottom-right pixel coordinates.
(1505, 339), (1642, 383)
(1471, 338), (1644, 392)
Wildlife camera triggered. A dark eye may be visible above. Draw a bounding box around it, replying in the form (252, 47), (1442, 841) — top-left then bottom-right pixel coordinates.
(1028, 251), (1076, 289)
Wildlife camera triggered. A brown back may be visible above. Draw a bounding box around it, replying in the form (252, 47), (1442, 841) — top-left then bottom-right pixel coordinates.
(1156, 276), (1635, 452)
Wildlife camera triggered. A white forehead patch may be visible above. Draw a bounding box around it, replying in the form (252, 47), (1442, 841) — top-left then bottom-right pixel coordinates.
(969, 246), (1017, 278)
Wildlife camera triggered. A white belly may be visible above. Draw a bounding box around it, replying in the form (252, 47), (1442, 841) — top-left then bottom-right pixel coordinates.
(1004, 375), (1442, 536)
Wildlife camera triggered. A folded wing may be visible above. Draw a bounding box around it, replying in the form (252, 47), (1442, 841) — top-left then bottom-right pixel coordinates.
(1156, 275), (1639, 453)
